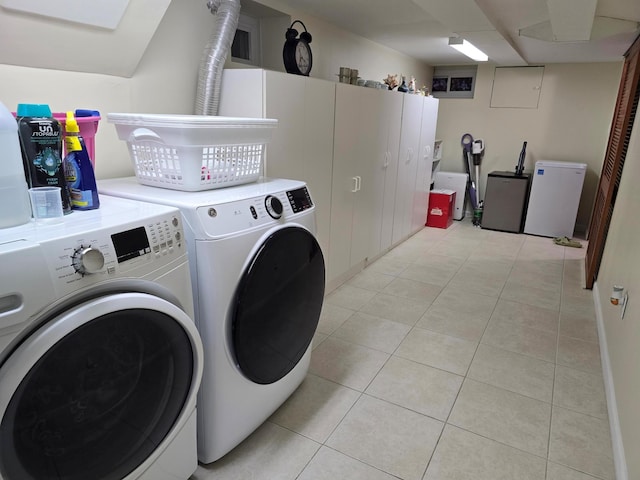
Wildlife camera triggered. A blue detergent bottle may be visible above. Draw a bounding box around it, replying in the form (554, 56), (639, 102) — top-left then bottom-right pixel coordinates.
(63, 111), (99, 210)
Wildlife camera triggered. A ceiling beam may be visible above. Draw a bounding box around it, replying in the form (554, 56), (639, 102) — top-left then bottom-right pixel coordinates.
(413, 0), (527, 65)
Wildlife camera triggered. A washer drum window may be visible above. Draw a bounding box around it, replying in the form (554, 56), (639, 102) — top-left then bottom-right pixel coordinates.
(0, 293), (199, 480)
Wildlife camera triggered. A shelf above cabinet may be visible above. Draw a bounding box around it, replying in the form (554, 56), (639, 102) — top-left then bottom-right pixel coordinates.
(434, 139), (443, 161)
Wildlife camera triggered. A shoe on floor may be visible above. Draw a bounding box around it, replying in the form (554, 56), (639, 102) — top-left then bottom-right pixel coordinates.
(553, 236), (582, 248)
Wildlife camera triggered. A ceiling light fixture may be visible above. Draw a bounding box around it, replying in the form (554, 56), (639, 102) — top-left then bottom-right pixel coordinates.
(448, 37), (488, 62)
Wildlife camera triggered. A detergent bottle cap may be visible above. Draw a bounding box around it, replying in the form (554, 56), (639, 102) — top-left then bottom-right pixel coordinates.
(64, 111), (82, 152)
(16, 103), (52, 117)
(65, 111), (80, 133)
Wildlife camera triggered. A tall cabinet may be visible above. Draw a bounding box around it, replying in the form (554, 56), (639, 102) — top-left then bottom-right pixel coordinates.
(373, 89), (403, 255)
(328, 84), (403, 285)
(218, 69), (335, 258)
(218, 69), (438, 291)
(392, 93), (424, 245)
(411, 96), (439, 233)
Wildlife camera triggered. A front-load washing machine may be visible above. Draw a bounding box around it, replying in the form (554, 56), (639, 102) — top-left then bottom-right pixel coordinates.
(0, 196), (203, 480)
(99, 177), (325, 463)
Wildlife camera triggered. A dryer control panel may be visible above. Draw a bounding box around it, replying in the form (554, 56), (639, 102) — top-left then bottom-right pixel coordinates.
(286, 187), (313, 213)
(197, 187), (316, 238)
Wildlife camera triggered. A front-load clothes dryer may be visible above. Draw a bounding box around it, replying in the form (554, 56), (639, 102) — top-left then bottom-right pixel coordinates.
(0, 196), (203, 480)
(98, 177), (325, 463)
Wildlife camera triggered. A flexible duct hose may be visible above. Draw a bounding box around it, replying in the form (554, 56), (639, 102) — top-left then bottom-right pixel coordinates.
(194, 0), (241, 115)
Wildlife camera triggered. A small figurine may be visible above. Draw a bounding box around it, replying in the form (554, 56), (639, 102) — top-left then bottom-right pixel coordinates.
(398, 75), (408, 93)
(408, 76), (416, 93)
(383, 74), (398, 90)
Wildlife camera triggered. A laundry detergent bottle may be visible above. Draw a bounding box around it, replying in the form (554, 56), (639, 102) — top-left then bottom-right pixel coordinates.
(16, 103), (72, 214)
(0, 101), (32, 228)
(63, 111), (99, 210)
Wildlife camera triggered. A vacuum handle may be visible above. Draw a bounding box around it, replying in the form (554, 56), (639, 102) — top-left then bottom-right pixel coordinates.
(461, 133), (473, 153)
(515, 141), (527, 175)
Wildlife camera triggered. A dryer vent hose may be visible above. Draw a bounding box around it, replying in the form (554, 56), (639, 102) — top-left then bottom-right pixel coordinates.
(194, 0), (241, 116)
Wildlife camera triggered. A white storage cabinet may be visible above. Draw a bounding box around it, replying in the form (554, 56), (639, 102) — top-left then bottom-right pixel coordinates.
(218, 69), (335, 258)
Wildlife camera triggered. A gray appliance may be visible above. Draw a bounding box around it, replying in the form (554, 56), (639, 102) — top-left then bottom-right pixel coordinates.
(481, 171), (531, 233)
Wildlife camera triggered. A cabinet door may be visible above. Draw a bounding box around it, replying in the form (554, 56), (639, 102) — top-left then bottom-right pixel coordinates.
(302, 77), (336, 258)
(263, 72), (335, 257)
(264, 71), (306, 176)
(411, 96), (439, 234)
(218, 69), (265, 118)
(380, 92), (403, 252)
(220, 69), (335, 265)
(355, 87), (387, 262)
(392, 94), (423, 245)
(328, 84), (361, 284)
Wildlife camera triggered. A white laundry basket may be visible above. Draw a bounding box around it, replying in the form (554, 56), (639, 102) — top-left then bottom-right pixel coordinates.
(108, 113), (277, 191)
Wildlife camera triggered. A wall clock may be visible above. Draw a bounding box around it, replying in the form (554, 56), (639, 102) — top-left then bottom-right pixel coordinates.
(283, 20), (312, 76)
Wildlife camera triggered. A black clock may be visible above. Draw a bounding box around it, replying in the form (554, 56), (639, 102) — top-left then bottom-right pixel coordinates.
(283, 20), (312, 76)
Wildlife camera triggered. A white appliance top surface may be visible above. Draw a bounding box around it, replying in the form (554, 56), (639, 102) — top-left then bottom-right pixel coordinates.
(535, 161), (587, 169)
(0, 196), (179, 247)
(99, 177), (307, 209)
(435, 172), (469, 179)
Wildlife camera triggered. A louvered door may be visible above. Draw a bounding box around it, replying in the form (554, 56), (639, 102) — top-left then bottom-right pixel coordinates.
(585, 35), (640, 289)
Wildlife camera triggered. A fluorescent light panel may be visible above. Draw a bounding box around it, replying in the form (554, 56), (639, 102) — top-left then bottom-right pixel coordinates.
(448, 37), (488, 62)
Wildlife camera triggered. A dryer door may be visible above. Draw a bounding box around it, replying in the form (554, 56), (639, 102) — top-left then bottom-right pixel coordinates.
(232, 226), (325, 385)
(0, 292), (202, 480)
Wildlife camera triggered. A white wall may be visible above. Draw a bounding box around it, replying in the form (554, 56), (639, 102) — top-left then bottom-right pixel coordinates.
(595, 117), (640, 480)
(243, 0), (433, 88)
(0, 64), (134, 179)
(0, 0), (432, 181)
(435, 62), (622, 233)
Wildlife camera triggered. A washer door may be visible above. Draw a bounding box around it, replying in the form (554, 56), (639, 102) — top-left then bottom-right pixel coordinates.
(0, 293), (202, 480)
(232, 226), (325, 385)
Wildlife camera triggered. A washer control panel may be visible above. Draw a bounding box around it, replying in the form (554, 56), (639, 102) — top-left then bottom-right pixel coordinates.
(42, 212), (185, 295)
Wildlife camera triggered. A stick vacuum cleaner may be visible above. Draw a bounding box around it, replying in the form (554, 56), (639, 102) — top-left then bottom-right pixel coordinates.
(461, 134), (485, 225)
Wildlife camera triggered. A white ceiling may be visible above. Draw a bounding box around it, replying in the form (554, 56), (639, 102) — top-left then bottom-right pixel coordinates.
(270, 0), (640, 65)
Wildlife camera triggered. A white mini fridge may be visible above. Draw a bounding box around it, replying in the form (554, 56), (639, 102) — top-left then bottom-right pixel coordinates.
(433, 171), (468, 220)
(524, 160), (587, 238)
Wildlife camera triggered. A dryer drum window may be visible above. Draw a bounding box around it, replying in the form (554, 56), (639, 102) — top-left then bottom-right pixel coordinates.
(0, 309), (194, 480)
(232, 226), (325, 385)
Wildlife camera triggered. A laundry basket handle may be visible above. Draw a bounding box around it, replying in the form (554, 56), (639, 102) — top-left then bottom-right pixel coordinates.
(129, 128), (164, 143)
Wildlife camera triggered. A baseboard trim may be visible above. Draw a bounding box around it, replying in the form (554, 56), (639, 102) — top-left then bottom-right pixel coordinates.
(593, 282), (628, 480)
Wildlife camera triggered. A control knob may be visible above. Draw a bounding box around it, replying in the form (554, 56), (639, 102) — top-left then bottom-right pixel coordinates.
(72, 246), (105, 275)
(265, 195), (283, 219)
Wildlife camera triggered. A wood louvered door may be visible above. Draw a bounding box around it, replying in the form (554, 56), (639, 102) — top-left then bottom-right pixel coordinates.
(585, 35), (640, 289)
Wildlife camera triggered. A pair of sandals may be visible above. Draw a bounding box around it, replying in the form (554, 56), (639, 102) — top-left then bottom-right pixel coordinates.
(553, 236), (582, 248)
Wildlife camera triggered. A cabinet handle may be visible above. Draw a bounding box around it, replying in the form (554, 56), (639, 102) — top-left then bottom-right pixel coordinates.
(383, 151), (389, 169)
(406, 148), (413, 164)
(356, 176), (362, 191)
(351, 177), (359, 193)
(423, 145), (431, 160)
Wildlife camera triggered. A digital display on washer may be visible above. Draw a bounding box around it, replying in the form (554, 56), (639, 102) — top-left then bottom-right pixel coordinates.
(111, 226), (151, 263)
(286, 187), (313, 213)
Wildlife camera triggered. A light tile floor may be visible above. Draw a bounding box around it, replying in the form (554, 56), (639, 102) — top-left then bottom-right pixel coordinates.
(193, 220), (614, 480)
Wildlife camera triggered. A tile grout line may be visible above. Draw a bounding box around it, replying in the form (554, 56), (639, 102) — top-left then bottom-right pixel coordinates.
(313, 226), (601, 480)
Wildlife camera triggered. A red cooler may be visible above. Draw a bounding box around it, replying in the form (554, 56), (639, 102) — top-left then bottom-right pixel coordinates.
(426, 189), (456, 229)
